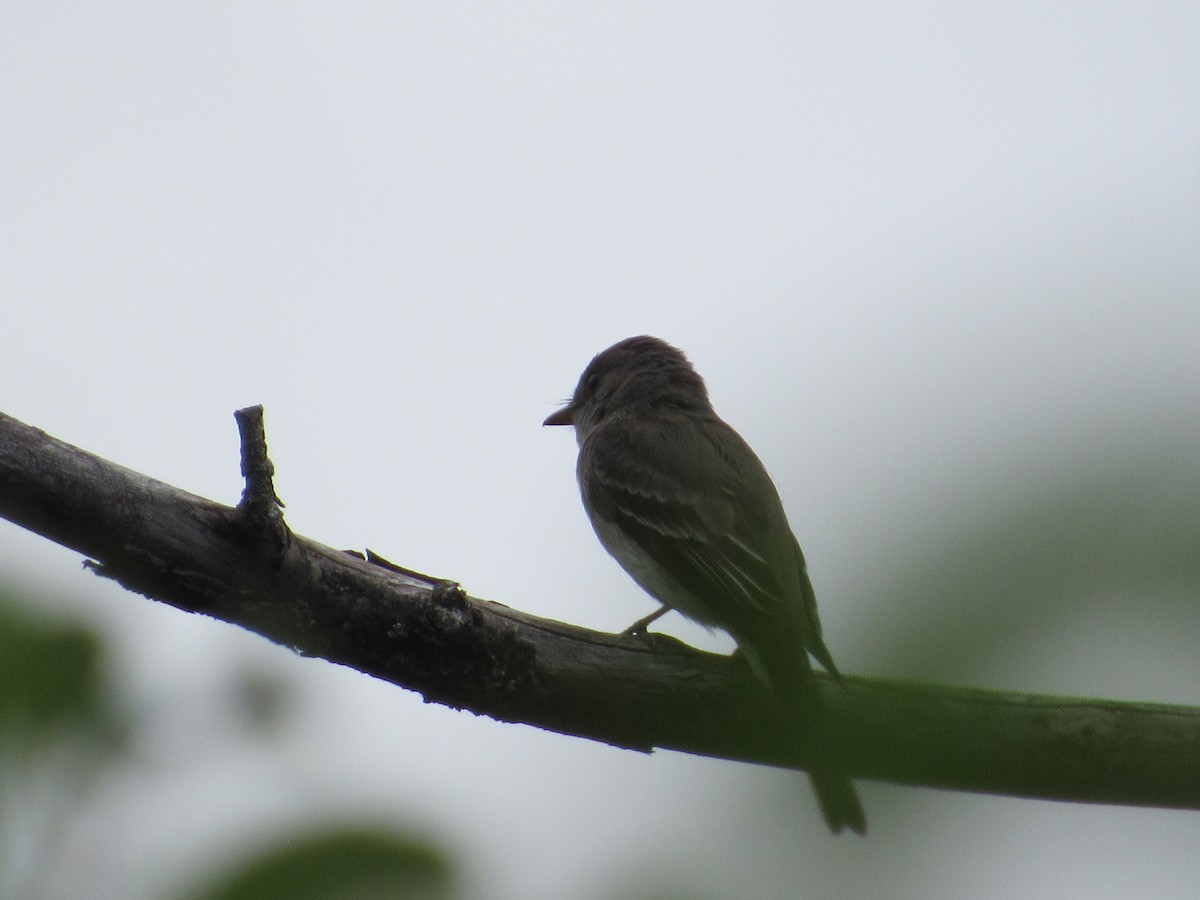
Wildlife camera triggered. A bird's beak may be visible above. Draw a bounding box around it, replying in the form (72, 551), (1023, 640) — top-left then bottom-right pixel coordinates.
(543, 403), (575, 426)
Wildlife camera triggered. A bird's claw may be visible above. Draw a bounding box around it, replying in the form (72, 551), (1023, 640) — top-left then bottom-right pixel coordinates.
(621, 606), (671, 636)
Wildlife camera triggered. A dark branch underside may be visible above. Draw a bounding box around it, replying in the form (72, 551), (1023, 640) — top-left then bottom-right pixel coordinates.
(1, 409), (1197, 812)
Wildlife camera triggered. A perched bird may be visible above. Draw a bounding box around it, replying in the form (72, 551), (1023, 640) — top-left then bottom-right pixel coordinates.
(544, 335), (865, 835)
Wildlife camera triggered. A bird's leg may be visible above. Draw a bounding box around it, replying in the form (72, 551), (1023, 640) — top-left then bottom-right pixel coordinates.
(622, 605), (671, 635)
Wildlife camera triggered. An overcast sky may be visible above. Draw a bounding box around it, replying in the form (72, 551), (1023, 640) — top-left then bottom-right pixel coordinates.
(3, 4), (1199, 899)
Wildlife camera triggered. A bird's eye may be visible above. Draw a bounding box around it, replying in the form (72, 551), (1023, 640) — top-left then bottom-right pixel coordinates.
(586, 371), (602, 394)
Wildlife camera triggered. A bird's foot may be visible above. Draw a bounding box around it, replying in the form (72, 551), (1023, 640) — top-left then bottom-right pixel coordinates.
(621, 606), (670, 636)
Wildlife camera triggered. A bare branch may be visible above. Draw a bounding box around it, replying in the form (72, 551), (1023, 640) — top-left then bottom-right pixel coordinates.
(234, 404), (287, 546)
(1, 409), (1197, 812)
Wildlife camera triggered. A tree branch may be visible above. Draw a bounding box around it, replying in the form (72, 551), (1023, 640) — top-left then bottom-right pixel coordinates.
(0, 408), (1196, 812)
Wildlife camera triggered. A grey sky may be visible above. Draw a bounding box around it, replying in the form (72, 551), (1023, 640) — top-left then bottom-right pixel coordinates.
(3, 4), (1199, 898)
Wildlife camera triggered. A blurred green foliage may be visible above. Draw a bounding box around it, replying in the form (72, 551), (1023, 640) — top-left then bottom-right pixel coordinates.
(0, 586), (120, 900)
(0, 591), (106, 736)
(176, 829), (453, 900)
(854, 428), (1200, 685)
(0, 585), (456, 900)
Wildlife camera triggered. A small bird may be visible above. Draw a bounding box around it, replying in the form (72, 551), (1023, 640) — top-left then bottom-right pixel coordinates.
(544, 335), (865, 835)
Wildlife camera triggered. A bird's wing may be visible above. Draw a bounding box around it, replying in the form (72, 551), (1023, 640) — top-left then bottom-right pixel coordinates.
(581, 414), (800, 627)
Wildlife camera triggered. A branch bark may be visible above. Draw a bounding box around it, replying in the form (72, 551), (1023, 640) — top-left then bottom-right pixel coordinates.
(0, 408), (1196, 812)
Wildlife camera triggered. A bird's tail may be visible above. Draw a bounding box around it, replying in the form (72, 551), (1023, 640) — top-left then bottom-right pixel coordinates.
(809, 768), (867, 835)
(744, 636), (867, 836)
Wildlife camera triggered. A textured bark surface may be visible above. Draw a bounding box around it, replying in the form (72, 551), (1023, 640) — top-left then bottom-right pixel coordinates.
(1, 408), (1197, 811)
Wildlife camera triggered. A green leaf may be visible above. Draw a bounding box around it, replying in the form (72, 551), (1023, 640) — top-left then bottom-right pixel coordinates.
(177, 829), (455, 900)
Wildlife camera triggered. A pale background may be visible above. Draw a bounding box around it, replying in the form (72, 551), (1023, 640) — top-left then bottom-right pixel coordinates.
(2, 3), (1199, 898)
